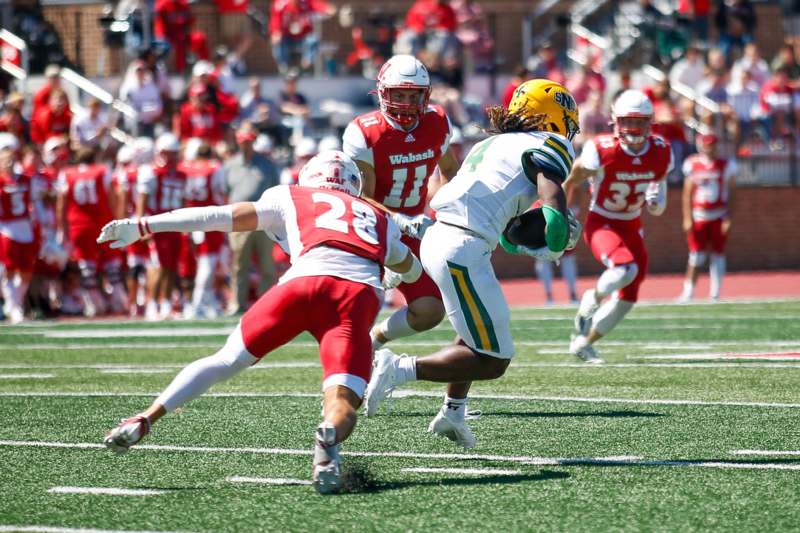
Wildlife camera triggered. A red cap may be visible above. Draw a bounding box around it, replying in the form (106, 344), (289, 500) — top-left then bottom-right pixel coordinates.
(188, 83), (207, 98)
(698, 133), (718, 145)
(236, 130), (257, 143)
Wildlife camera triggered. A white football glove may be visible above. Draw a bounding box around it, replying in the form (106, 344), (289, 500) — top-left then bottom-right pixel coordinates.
(381, 268), (404, 290)
(517, 245), (564, 263)
(645, 182), (660, 205)
(391, 213), (434, 240)
(97, 219), (143, 249)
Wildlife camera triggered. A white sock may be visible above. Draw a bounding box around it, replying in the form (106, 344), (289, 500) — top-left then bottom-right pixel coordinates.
(192, 254), (218, 310)
(442, 395), (467, 421)
(372, 307), (417, 346)
(681, 279), (695, 299)
(396, 356), (417, 385)
(709, 254), (725, 299)
(592, 299), (634, 336)
(156, 325), (258, 411)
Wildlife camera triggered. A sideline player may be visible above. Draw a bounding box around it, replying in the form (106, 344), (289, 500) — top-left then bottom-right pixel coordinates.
(100, 151), (422, 493)
(343, 54), (460, 349)
(564, 90), (673, 363)
(365, 79), (582, 447)
(679, 134), (736, 302)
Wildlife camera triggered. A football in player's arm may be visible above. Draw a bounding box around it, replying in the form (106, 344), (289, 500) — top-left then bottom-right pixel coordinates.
(563, 90), (673, 364)
(364, 79), (582, 448)
(100, 150), (421, 494)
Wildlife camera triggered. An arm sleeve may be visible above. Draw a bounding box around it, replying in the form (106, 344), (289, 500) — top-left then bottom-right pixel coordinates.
(384, 218), (410, 265)
(137, 165), (156, 195)
(55, 171), (68, 194)
(253, 186), (287, 236)
(342, 122), (373, 166)
(579, 139), (600, 171)
(145, 205), (234, 233)
(439, 113), (453, 154)
(682, 157), (693, 177)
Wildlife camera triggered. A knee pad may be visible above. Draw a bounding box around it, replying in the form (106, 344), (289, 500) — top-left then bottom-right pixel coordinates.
(688, 251), (707, 267)
(597, 263), (639, 295)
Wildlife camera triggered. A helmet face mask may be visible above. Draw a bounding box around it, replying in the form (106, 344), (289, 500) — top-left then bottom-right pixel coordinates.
(377, 55), (431, 129)
(298, 150), (363, 197)
(612, 90), (654, 148)
(615, 116), (651, 146)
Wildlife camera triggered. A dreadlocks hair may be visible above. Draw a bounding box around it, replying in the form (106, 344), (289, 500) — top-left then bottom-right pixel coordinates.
(485, 106), (547, 135)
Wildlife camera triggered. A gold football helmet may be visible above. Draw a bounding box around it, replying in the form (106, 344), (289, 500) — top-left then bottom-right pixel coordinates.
(507, 79), (580, 140)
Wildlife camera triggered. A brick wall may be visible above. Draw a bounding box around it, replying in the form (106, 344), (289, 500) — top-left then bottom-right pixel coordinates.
(492, 186), (800, 278)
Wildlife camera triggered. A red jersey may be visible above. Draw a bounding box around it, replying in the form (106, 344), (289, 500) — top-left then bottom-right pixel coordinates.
(269, 0), (331, 39)
(682, 154), (735, 221)
(58, 163), (114, 229)
(584, 134), (673, 221)
(30, 106), (72, 144)
(179, 102), (222, 143)
(138, 163), (187, 215)
(178, 159), (225, 208)
(112, 163), (139, 216)
(344, 106), (451, 216)
(0, 171), (31, 222)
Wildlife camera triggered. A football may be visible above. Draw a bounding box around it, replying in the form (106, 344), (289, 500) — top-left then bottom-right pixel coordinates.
(503, 207), (548, 249)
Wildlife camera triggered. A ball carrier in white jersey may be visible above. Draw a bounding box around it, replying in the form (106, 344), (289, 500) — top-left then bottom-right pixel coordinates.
(343, 55), (461, 352)
(364, 80), (582, 447)
(99, 151), (422, 494)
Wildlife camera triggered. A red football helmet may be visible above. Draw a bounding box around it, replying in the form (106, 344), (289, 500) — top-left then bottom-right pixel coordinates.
(612, 90), (653, 147)
(376, 55), (431, 128)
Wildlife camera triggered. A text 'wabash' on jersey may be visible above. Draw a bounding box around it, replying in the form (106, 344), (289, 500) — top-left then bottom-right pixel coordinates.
(682, 153), (736, 221)
(253, 185), (408, 289)
(343, 105), (451, 216)
(583, 133), (673, 221)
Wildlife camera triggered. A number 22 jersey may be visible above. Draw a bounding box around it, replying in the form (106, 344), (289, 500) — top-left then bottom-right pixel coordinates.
(254, 185), (409, 288)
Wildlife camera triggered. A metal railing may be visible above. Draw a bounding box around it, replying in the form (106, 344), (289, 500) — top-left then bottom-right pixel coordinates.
(0, 28), (28, 93)
(58, 68), (134, 144)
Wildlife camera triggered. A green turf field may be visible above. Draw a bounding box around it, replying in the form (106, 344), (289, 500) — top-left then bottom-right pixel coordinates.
(1, 299), (800, 532)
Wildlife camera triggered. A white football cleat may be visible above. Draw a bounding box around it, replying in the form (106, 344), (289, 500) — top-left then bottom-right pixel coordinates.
(428, 410), (476, 449)
(574, 289), (599, 336)
(569, 335), (605, 364)
(312, 423), (342, 494)
(364, 348), (400, 417)
(104, 415), (150, 454)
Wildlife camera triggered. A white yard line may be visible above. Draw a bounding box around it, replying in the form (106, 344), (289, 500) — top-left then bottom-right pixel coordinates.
(0, 374), (54, 379)
(48, 487), (167, 496)
(0, 390), (798, 408)
(1, 440), (798, 472)
(226, 476), (311, 486)
(731, 450), (800, 456)
(637, 353), (800, 361)
(402, 467), (522, 475)
(0, 526), (193, 533)
(43, 328), (235, 338)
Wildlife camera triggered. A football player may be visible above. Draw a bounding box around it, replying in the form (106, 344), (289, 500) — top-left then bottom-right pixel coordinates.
(136, 133), (187, 320)
(100, 151), (422, 494)
(564, 90), (673, 363)
(679, 133), (736, 302)
(343, 54), (460, 351)
(365, 79), (582, 447)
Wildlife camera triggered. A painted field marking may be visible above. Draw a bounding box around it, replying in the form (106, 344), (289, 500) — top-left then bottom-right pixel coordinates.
(2, 440), (799, 473)
(1, 390), (799, 409)
(731, 450), (800, 456)
(43, 328), (235, 339)
(0, 526), (194, 533)
(226, 476), (311, 486)
(402, 467), (522, 475)
(48, 486), (167, 496)
(0, 373), (54, 379)
(637, 352), (800, 361)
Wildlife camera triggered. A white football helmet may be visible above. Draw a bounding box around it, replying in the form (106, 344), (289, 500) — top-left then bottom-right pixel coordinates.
(298, 150), (362, 197)
(155, 132), (180, 153)
(133, 137), (155, 165)
(317, 135), (342, 153)
(116, 144), (135, 164)
(612, 90), (653, 146)
(42, 136), (69, 166)
(376, 54), (431, 127)
(294, 137), (318, 159)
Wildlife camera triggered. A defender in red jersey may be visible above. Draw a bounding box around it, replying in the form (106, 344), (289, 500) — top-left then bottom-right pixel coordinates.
(56, 148), (126, 316)
(564, 90), (673, 363)
(0, 146), (37, 323)
(100, 150), (422, 493)
(177, 142), (226, 318)
(343, 54), (460, 350)
(136, 133), (187, 320)
(679, 134), (736, 302)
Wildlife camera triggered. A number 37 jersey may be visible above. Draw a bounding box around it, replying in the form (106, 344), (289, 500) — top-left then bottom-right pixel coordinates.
(582, 134), (673, 221)
(254, 185), (409, 288)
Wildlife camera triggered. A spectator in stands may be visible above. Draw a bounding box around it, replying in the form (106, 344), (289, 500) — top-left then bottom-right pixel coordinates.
(526, 42), (566, 86)
(212, 46), (239, 94)
(727, 68), (763, 144)
(30, 89), (72, 144)
(502, 66), (529, 108)
(120, 60), (164, 137)
(669, 43), (707, 88)
(759, 65), (800, 140)
(279, 70), (310, 138)
(578, 91), (611, 144)
(697, 68), (730, 104)
(178, 83), (222, 143)
(707, 46), (728, 74)
(0, 93), (28, 142)
(32, 64), (62, 115)
(270, 0), (336, 74)
(567, 64), (606, 105)
(396, 0), (459, 60)
(771, 42), (800, 81)
(222, 124), (279, 315)
(239, 77), (284, 144)
(153, 0), (194, 72)
(138, 47), (172, 104)
(70, 98), (110, 151)
(451, 0), (494, 72)
(732, 43), (771, 86)
(280, 136), (316, 185)
(714, 0), (757, 62)
(678, 0), (712, 43)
